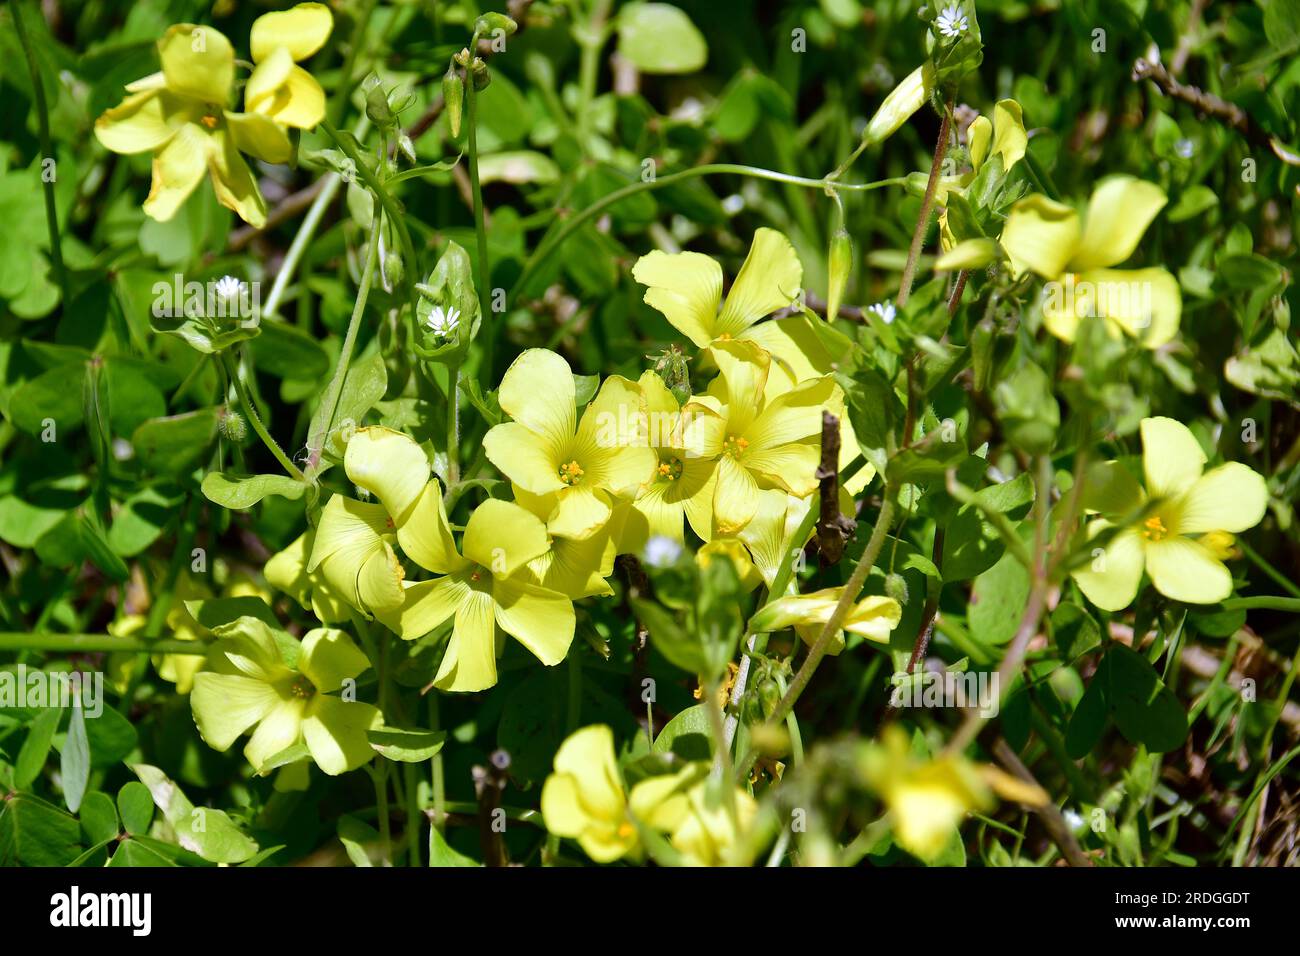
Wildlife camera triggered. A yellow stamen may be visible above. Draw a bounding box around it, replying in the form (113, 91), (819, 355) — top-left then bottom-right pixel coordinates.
(201, 113), (219, 129)
(558, 460), (584, 485)
(657, 457), (683, 481)
(722, 434), (750, 458)
(617, 821), (635, 839)
(289, 676), (315, 699)
(1142, 515), (1168, 541)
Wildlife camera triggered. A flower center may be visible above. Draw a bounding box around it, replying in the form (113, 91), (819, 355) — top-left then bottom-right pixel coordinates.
(722, 434), (750, 458)
(617, 820), (635, 839)
(289, 676), (315, 699)
(657, 456), (684, 482)
(201, 111), (219, 129)
(1142, 515), (1169, 542)
(558, 460), (584, 485)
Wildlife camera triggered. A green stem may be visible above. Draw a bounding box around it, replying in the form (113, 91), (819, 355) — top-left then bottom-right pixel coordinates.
(428, 693), (446, 835)
(766, 494), (897, 728)
(446, 363), (461, 483)
(221, 351), (304, 480)
(306, 200), (382, 475)
(0, 633), (208, 655)
(319, 120), (418, 306)
(512, 165), (906, 299)
(895, 99), (952, 309)
(1223, 596), (1300, 613)
(330, 0), (379, 124)
(12, 0), (68, 304)
(465, 74), (492, 381)
(1238, 541), (1300, 600)
(371, 767), (392, 866)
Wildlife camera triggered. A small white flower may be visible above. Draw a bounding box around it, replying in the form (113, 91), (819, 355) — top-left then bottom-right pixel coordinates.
(868, 301), (897, 324)
(1063, 808), (1085, 832)
(643, 535), (683, 569)
(1175, 138), (1195, 159)
(426, 305), (461, 338)
(936, 4), (968, 39)
(215, 275), (245, 300)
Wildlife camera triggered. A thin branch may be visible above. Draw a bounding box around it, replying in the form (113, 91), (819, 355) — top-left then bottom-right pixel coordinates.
(815, 411), (856, 565)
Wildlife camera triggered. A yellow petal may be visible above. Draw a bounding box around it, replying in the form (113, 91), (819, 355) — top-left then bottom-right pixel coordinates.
(990, 99), (1027, 170)
(158, 24), (234, 105)
(1040, 272), (1084, 344)
(302, 697), (381, 775)
(712, 455), (761, 534)
(251, 2), (334, 62)
(541, 773), (592, 837)
(246, 53), (326, 130)
(632, 250), (723, 348)
(298, 628), (371, 693)
(934, 237), (997, 271)
(1144, 536), (1232, 605)
(190, 672), (280, 751)
(1000, 194), (1080, 279)
(397, 481), (465, 575)
(462, 498), (550, 575)
(862, 63), (934, 146)
(143, 123), (209, 223)
(738, 490), (812, 588)
(697, 538), (762, 592)
(843, 595), (904, 643)
(715, 228), (803, 338)
(549, 485), (614, 540)
(1140, 417), (1205, 499)
(628, 767), (694, 831)
(206, 128), (268, 228)
(741, 441), (820, 497)
(551, 725), (625, 819)
(1174, 463), (1268, 535)
(357, 541), (406, 614)
(484, 421), (567, 494)
(967, 115), (992, 173)
(376, 574), (470, 641)
(1070, 176), (1167, 271)
(1071, 521), (1145, 612)
(1077, 267), (1180, 349)
(308, 495), (388, 612)
(574, 375), (657, 496)
(492, 576), (575, 666)
(710, 338), (770, 428)
(745, 374), (836, 454)
(497, 349), (577, 454)
(435, 588), (499, 692)
(345, 426), (431, 522)
(244, 698), (307, 771)
(224, 109), (292, 164)
(94, 89), (181, 154)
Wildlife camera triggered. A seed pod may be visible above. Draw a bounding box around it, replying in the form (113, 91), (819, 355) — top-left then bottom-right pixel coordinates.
(365, 82), (395, 129)
(443, 65), (464, 138)
(758, 678), (782, 720)
(383, 250), (404, 288)
(470, 56), (491, 92)
(826, 227), (851, 320)
(884, 572), (910, 606)
(861, 62), (935, 148)
(218, 408), (248, 443)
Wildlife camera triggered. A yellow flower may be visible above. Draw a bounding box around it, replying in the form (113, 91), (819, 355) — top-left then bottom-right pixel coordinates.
(998, 176), (1181, 348)
(743, 313), (876, 495)
(750, 586), (902, 655)
(191, 617), (382, 775)
(690, 340), (838, 534)
(862, 726), (1046, 863)
(94, 24), (291, 226)
(266, 529), (354, 624)
(512, 485), (618, 599)
(616, 370), (723, 552)
(860, 63), (936, 148)
(630, 770), (759, 866)
(540, 725), (640, 863)
(245, 3), (333, 130)
(632, 228), (803, 349)
(483, 349), (657, 540)
(1072, 417), (1268, 611)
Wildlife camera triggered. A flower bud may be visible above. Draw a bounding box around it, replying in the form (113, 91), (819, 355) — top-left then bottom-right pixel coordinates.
(826, 228), (851, 320)
(470, 57), (491, 92)
(443, 65), (464, 138)
(884, 572), (910, 606)
(475, 13), (518, 37)
(861, 62), (935, 148)
(383, 250), (404, 288)
(366, 82), (395, 129)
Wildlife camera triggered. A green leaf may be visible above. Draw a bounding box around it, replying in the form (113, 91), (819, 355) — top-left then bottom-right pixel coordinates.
(1052, 602), (1101, 660)
(185, 595), (280, 630)
(367, 727), (447, 762)
(60, 703), (91, 813)
(311, 351), (388, 463)
(993, 362), (1059, 455)
(842, 367), (900, 476)
(201, 472), (306, 510)
(1107, 644), (1188, 754)
(651, 704), (712, 761)
(617, 3), (708, 74)
(131, 409), (219, 475)
(130, 763), (259, 863)
(1065, 664), (1109, 760)
(15, 707), (60, 788)
(429, 823), (479, 866)
(8, 363), (85, 436)
(968, 550), (1029, 646)
(78, 791), (119, 845)
(477, 151), (561, 185)
(0, 792), (83, 866)
(249, 320), (330, 381)
(497, 668), (569, 784)
(338, 814), (379, 867)
(117, 781), (155, 836)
